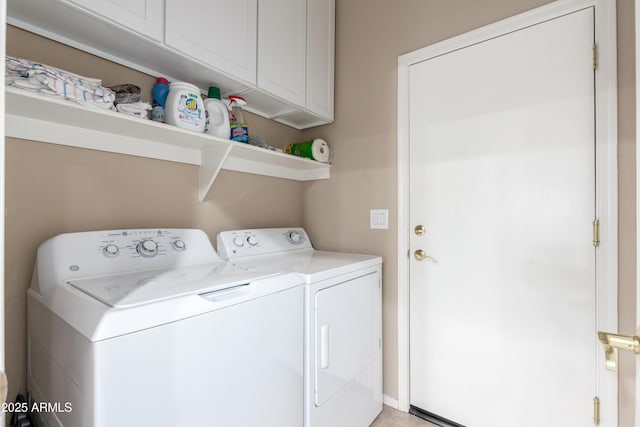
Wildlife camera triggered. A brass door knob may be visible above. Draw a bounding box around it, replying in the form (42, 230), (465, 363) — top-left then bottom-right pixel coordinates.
(597, 330), (640, 371)
(414, 250), (437, 263)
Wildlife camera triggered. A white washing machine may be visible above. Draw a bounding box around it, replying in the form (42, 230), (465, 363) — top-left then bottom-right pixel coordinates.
(217, 228), (383, 427)
(28, 228), (304, 427)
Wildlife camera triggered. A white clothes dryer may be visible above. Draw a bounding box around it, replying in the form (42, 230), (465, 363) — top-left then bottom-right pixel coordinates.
(28, 228), (304, 427)
(217, 228), (383, 427)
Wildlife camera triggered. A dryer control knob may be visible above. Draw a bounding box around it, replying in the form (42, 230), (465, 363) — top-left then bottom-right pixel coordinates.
(289, 231), (302, 244)
(233, 237), (245, 247)
(137, 240), (158, 257)
(172, 240), (186, 251)
(247, 236), (258, 246)
(103, 244), (119, 257)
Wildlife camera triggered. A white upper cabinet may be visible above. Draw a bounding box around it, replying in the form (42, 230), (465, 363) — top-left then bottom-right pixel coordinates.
(165, 0), (258, 85)
(306, 0), (334, 120)
(63, 0), (163, 41)
(257, 0), (334, 120)
(7, 0), (334, 128)
(258, 0), (307, 106)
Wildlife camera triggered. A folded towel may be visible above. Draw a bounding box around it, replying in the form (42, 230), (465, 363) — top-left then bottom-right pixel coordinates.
(5, 56), (115, 110)
(116, 102), (152, 119)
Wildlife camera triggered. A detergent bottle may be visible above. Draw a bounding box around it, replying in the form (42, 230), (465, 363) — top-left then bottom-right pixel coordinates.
(150, 77), (169, 122)
(204, 86), (231, 139)
(164, 82), (206, 132)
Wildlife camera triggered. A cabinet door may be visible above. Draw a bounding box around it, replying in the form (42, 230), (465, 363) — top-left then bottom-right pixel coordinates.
(64, 0), (163, 41)
(306, 0), (334, 120)
(258, 0), (306, 106)
(165, 0), (257, 84)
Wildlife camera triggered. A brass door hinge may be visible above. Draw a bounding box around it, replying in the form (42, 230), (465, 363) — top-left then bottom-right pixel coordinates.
(593, 43), (598, 70)
(593, 219), (600, 247)
(593, 396), (600, 425)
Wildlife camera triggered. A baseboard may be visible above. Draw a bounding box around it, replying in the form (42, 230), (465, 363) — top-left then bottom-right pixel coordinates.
(383, 394), (400, 410)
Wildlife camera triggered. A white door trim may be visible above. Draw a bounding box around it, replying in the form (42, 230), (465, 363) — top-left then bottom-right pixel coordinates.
(397, 0), (618, 424)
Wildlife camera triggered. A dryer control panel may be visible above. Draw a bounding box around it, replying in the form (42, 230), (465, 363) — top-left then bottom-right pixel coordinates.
(217, 228), (313, 260)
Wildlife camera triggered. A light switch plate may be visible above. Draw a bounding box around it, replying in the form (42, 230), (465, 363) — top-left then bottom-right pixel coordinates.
(370, 209), (389, 229)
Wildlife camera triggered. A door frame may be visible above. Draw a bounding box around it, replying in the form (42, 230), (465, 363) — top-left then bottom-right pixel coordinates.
(635, 0), (640, 425)
(397, 0), (618, 424)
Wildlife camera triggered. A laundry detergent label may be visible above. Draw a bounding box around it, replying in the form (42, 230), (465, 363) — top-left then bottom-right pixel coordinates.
(177, 93), (203, 127)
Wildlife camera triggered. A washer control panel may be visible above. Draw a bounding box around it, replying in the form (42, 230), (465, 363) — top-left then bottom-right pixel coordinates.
(35, 229), (220, 289)
(217, 228), (312, 260)
(136, 239), (159, 258)
(97, 229), (192, 260)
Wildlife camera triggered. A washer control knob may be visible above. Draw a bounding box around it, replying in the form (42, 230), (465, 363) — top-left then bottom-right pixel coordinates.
(137, 239), (158, 258)
(233, 237), (245, 247)
(289, 231), (302, 244)
(172, 240), (186, 251)
(246, 236), (258, 246)
(103, 244), (119, 257)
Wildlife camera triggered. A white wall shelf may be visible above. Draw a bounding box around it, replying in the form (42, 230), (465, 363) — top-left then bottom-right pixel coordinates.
(5, 87), (331, 201)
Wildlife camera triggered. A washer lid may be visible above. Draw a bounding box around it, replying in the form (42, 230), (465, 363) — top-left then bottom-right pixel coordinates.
(68, 262), (280, 308)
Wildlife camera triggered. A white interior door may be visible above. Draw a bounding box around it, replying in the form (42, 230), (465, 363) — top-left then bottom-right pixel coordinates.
(409, 8), (596, 427)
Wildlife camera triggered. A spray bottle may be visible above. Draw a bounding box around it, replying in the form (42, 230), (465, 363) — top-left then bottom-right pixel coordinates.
(228, 95), (249, 143)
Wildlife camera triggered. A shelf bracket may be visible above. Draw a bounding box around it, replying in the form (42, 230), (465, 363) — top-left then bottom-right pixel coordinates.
(199, 144), (233, 202)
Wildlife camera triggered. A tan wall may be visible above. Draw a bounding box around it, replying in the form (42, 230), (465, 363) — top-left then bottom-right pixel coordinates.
(5, 0), (638, 423)
(4, 26), (305, 400)
(301, 0), (637, 422)
(617, 0), (637, 425)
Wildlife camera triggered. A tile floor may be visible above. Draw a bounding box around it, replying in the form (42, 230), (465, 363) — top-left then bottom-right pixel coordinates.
(370, 406), (436, 427)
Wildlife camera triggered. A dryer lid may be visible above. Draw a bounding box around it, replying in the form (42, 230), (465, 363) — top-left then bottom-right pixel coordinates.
(286, 250), (381, 283)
